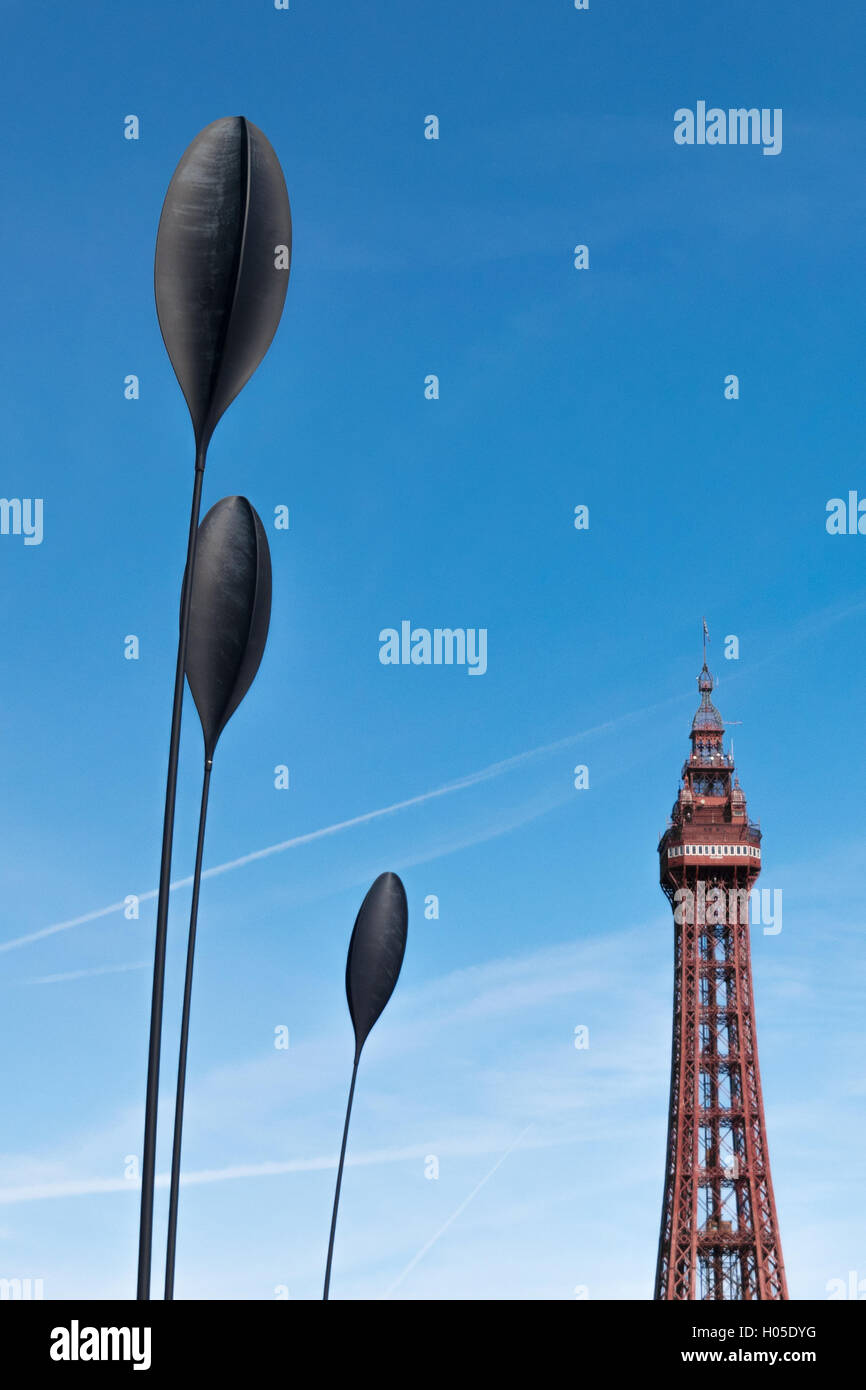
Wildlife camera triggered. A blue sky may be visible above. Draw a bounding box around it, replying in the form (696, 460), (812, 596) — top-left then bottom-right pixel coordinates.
(1, 0), (865, 1299)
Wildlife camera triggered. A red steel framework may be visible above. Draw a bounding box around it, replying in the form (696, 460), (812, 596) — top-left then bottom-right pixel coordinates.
(654, 656), (787, 1300)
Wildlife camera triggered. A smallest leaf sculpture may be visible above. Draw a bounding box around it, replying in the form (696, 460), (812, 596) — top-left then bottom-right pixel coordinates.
(323, 872), (408, 1300)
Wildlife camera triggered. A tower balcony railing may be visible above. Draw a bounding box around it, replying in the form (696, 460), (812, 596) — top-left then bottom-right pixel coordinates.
(661, 819), (761, 842)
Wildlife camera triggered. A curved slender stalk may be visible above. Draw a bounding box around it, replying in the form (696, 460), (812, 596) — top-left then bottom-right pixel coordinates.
(137, 455), (206, 1301)
(323, 1058), (359, 1301)
(164, 758), (213, 1300)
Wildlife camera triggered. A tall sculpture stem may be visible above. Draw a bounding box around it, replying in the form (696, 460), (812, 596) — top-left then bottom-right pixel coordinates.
(136, 456), (205, 1300)
(323, 1058), (359, 1301)
(164, 758), (213, 1300)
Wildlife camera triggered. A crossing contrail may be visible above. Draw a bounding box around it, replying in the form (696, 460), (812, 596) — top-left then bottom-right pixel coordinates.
(382, 1124), (535, 1298)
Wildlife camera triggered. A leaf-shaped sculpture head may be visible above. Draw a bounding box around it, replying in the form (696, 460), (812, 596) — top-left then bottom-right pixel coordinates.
(184, 496), (272, 760)
(345, 873), (408, 1062)
(154, 116), (292, 459)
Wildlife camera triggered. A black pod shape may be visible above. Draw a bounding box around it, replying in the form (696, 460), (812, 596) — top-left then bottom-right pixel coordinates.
(184, 496), (272, 760)
(345, 873), (408, 1061)
(154, 116), (292, 457)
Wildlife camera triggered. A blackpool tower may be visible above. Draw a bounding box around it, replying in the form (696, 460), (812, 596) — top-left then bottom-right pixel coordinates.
(654, 646), (787, 1300)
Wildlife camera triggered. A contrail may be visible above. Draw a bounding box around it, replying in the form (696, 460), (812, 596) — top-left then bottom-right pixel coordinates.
(382, 1124), (534, 1298)
(27, 961), (149, 986)
(0, 1134), (528, 1207)
(7, 593), (865, 961)
(2, 698), (676, 956)
(0, 1143), (426, 1206)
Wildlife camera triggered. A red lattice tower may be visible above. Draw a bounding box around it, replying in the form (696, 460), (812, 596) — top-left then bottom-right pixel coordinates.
(654, 656), (787, 1300)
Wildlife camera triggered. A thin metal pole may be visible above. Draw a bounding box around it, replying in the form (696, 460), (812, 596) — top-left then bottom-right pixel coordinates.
(137, 456), (206, 1301)
(164, 757), (213, 1300)
(323, 1057), (359, 1301)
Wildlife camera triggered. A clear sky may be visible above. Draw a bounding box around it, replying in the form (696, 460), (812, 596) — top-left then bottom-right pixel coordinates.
(1, 0), (865, 1300)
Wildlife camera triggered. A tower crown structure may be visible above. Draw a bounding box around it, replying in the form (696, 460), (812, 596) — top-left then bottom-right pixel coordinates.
(655, 646), (787, 1301)
(664, 665), (760, 873)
